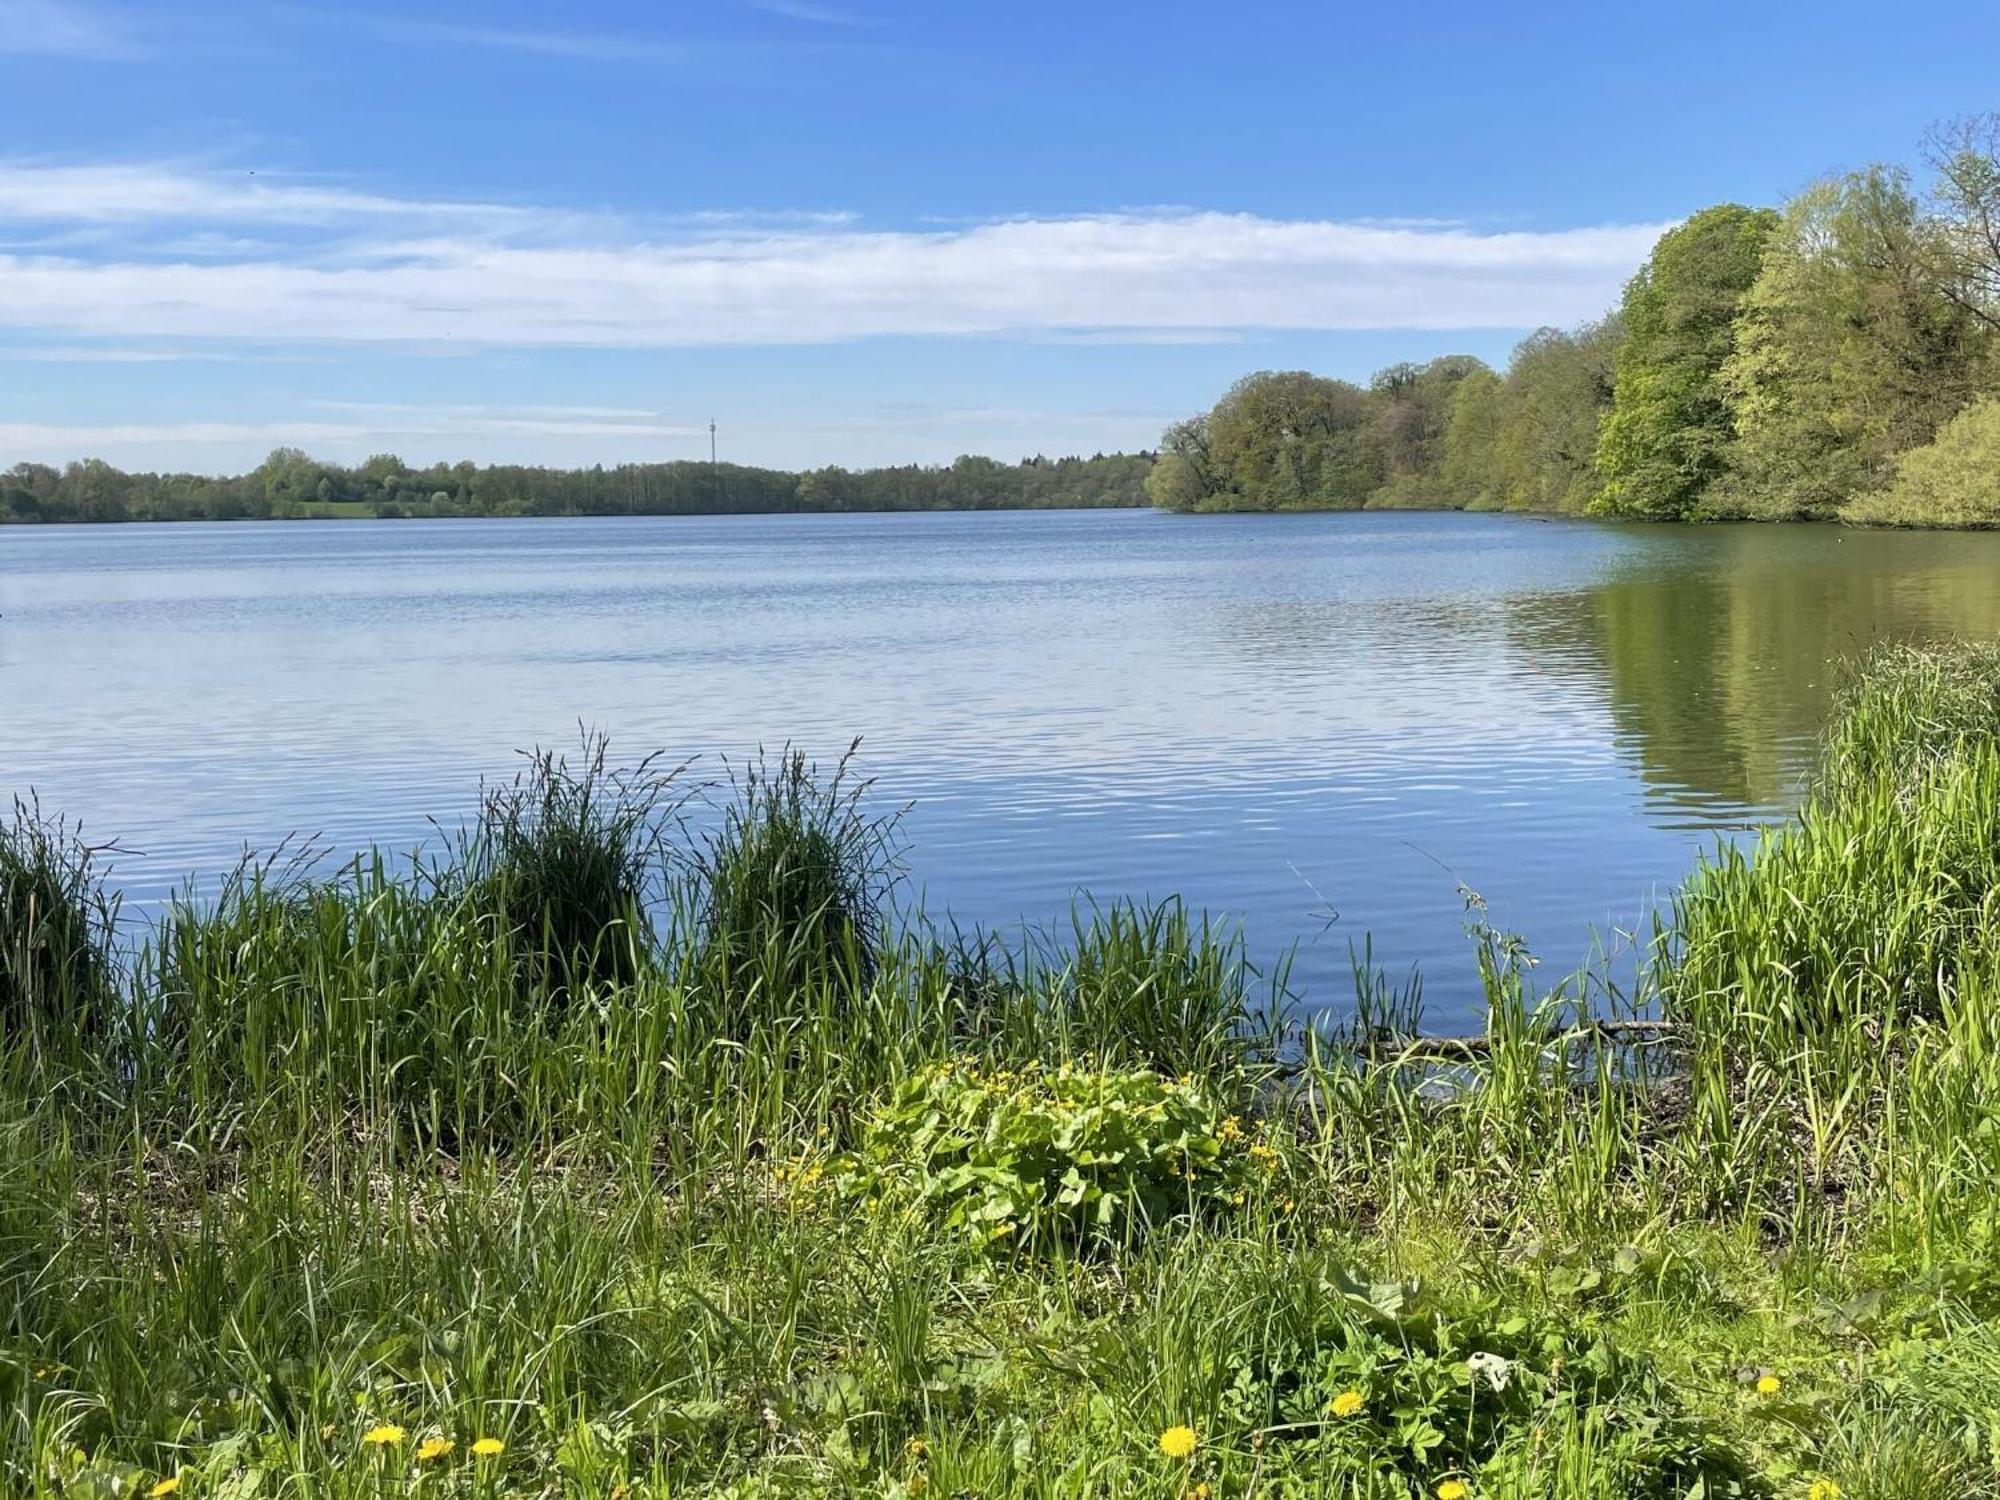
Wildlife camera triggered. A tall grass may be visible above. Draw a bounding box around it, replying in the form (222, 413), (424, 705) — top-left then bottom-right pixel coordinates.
(0, 796), (117, 1047)
(457, 733), (692, 997)
(686, 742), (899, 1023)
(7, 647), (2000, 1496)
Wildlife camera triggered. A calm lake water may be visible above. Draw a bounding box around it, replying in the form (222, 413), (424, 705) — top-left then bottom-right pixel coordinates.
(6, 509), (2000, 1028)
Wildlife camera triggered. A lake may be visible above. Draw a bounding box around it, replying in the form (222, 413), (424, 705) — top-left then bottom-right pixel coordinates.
(5, 508), (1999, 1029)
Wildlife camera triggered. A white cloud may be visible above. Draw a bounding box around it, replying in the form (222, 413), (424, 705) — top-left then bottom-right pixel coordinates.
(0, 161), (1667, 347)
(0, 0), (132, 57)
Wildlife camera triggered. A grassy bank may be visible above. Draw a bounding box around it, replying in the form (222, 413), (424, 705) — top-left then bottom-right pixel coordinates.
(6, 651), (2000, 1498)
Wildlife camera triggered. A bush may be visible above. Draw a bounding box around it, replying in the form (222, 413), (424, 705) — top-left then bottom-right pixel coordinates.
(1842, 394), (2000, 528)
(838, 1060), (1273, 1250)
(688, 743), (901, 1021)
(0, 797), (117, 1040)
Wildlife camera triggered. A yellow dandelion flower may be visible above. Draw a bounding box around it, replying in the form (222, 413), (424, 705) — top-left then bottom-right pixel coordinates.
(905, 1436), (928, 1460)
(1755, 1374), (1782, 1395)
(1191, 1486), (1212, 1500)
(908, 1476), (930, 1497)
(1330, 1388), (1366, 1418)
(1158, 1425), (1198, 1460)
(361, 1425), (405, 1448)
(1436, 1482), (1470, 1500)
(416, 1436), (455, 1462)
(148, 1479), (182, 1499)
(471, 1436), (505, 1458)
(1808, 1482), (1841, 1500)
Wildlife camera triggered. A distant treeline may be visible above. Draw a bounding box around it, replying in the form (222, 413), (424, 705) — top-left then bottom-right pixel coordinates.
(0, 449), (1153, 524)
(1150, 114), (2000, 526)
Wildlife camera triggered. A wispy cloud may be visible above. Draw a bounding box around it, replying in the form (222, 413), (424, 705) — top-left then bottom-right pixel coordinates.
(0, 409), (707, 450)
(324, 11), (872, 72)
(0, 406), (1184, 471)
(742, 0), (871, 26)
(0, 161), (554, 232)
(0, 160), (1668, 349)
(1, 344), (244, 362)
(0, 162), (851, 248)
(0, 0), (135, 57)
(379, 21), (712, 64)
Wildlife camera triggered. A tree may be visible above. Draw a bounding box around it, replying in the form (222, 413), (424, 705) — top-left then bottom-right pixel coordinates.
(1206, 371), (1376, 509)
(256, 447), (322, 507)
(1435, 366), (1505, 509)
(1591, 204), (1780, 519)
(1719, 169), (1986, 518)
(1367, 355), (1489, 507)
(1924, 112), (2000, 333)
(1145, 416), (1220, 511)
(1494, 319), (1623, 513)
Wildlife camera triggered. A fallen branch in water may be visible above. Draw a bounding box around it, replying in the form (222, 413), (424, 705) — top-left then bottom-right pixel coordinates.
(1332, 1018), (1687, 1062)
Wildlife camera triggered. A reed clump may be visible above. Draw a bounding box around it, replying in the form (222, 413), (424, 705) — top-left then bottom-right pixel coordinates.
(686, 742), (900, 1028)
(9, 647), (2000, 1497)
(457, 733), (691, 999)
(0, 796), (117, 1045)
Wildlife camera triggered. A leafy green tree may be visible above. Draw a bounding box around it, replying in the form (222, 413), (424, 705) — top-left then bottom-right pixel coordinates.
(1719, 169), (1986, 518)
(1492, 319), (1623, 513)
(1209, 371), (1377, 509)
(1592, 204), (1780, 519)
(1367, 355), (1489, 507)
(1435, 366), (1505, 509)
(1145, 416), (1219, 511)
(256, 447), (323, 507)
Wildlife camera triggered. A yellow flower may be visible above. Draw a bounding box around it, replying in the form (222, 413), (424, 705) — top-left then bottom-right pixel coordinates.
(1329, 1388), (1366, 1418)
(1755, 1374), (1782, 1395)
(149, 1480), (181, 1499)
(904, 1437), (928, 1460)
(1159, 1424), (1198, 1460)
(471, 1437), (505, 1458)
(1808, 1482), (1841, 1500)
(1191, 1486), (1212, 1500)
(907, 1477), (930, 1497)
(361, 1425), (405, 1448)
(416, 1436), (455, 1462)
(1437, 1482), (1470, 1500)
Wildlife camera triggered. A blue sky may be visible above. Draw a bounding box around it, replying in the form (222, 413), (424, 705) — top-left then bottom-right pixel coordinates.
(1, 0), (1995, 474)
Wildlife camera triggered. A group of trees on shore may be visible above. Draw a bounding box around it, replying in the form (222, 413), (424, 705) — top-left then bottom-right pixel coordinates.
(0, 449), (1152, 525)
(11, 115), (1998, 530)
(1150, 115), (2000, 526)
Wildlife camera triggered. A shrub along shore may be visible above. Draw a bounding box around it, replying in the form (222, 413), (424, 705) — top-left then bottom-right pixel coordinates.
(6, 647), (2000, 1497)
